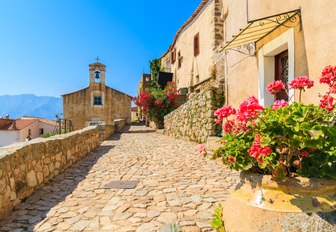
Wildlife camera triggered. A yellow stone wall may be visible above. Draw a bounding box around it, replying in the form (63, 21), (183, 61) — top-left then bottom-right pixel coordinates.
(0, 125), (112, 220)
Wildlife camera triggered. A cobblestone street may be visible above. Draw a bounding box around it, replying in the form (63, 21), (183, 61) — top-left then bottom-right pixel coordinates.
(0, 125), (239, 232)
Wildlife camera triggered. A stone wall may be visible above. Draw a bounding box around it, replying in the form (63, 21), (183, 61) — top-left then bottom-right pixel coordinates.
(113, 119), (126, 133)
(164, 86), (224, 143)
(0, 124), (117, 220)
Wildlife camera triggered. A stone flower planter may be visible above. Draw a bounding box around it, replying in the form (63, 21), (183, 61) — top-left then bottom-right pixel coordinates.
(223, 171), (336, 232)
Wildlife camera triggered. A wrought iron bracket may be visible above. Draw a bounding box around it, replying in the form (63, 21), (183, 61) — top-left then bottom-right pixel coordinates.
(226, 42), (256, 56)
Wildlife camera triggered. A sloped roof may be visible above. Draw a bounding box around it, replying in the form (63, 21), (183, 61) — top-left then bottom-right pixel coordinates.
(22, 116), (56, 126)
(0, 118), (38, 131)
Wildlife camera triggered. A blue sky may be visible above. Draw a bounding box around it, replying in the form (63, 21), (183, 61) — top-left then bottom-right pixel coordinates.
(0, 0), (200, 97)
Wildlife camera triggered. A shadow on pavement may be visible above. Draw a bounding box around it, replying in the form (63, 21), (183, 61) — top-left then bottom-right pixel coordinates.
(0, 144), (115, 232)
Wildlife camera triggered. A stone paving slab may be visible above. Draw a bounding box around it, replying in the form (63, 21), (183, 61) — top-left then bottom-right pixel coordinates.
(0, 125), (239, 232)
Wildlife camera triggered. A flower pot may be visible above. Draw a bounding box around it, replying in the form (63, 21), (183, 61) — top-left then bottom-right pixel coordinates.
(222, 171), (336, 232)
(156, 121), (164, 129)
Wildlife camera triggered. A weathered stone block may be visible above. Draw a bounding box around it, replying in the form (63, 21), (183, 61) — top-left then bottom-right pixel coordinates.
(26, 170), (37, 187)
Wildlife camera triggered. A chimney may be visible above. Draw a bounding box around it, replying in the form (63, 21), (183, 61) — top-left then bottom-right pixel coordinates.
(5, 114), (9, 119)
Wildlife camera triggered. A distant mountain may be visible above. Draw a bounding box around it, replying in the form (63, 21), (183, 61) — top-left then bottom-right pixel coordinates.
(0, 94), (62, 120)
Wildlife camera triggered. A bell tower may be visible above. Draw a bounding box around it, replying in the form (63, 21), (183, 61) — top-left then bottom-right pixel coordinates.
(89, 57), (106, 86)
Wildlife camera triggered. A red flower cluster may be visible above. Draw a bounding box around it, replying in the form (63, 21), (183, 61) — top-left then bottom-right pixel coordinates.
(289, 76), (314, 90)
(223, 119), (235, 133)
(164, 82), (179, 102)
(301, 151), (310, 157)
(133, 82), (179, 123)
(228, 156), (235, 163)
(248, 134), (272, 162)
(320, 65), (336, 88)
(134, 90), (153, 108)
(214, 105), (236, 121)
(266, 81), (286, 95)
(272, 99), (288, 110)
(318, 65), (336, 111)
(237, 96), (264, 122)
(319, 94), (334, 111)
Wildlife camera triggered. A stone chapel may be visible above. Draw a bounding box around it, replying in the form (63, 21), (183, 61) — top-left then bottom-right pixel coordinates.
(62, 61), (132, 130)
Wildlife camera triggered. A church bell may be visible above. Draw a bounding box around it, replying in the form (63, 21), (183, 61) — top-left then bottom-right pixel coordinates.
(94, 71), (100, 79)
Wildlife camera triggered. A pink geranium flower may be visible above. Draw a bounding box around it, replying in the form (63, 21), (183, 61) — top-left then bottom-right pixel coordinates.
(198, 144), (207, 155)
(272, 100), (288, 110)
(319, 94), (334, 111)
(248, 135), (272, 160)
(266, 81), (286, 95)
(237, 96), (264, 122)
(289, 76), (314, 90)
(214, 105), (236, 120)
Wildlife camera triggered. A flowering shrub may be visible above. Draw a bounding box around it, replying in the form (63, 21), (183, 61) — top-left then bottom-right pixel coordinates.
(133, 82), (179, 125)
(212, 66), (336, 180)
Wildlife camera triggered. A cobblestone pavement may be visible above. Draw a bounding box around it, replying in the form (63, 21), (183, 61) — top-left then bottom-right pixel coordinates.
(0, 125), (239, 232)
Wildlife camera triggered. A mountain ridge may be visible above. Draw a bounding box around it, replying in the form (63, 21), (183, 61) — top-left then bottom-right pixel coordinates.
(0, 94), (62, 120)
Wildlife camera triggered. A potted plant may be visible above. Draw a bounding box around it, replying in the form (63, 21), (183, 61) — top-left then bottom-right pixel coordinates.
(206, 65), (336, 231)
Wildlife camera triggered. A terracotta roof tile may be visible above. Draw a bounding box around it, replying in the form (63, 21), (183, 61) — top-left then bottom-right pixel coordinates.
(0, 119), (38, 131)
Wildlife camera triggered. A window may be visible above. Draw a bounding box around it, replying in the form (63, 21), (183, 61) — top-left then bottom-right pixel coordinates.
(28, 129), (31, 135)
(194, 33), (200, 56)
(93, 96), (102, 105)
(171, 48), (176, 64)
(178, 51), (182, 69)
(39, 128), (44, 135)
(275, 50), (289, 101)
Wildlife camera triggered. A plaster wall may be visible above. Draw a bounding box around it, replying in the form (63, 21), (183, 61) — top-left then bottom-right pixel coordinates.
(166, 0), (217, 91)
(0, 131), (19, 147)
(219, 0), (336, 106)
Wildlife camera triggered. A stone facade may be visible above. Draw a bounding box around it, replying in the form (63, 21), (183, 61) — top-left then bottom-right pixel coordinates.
(164, 85), (224, 143)
(0, 123), (119, 220)
(62, 62), (132, 130)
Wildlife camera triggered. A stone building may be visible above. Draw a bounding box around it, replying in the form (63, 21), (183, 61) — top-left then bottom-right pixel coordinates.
(163, 0), (336, 143)
(62, 61), (131, 130)
(160, 0), (223, 95)
(0, 116), (55, 147)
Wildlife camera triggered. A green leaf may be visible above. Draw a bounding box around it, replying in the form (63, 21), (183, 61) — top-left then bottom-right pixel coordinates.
(309, 129), (324, 139)
(210, 219), (222, 228)
(260, 136), (271, 146)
